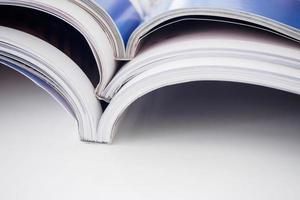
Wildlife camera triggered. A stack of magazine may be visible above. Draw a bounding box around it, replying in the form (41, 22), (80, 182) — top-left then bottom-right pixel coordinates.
(0, 0), (299, 143)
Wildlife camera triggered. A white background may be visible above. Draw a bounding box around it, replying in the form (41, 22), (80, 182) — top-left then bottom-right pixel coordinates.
(0, 65), (300, 200)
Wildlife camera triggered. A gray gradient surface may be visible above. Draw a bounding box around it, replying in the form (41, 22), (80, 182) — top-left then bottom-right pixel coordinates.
(0, 65), (300, 199)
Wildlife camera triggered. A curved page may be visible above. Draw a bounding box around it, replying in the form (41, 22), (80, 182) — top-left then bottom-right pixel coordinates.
(127, 0), (300, 58)
(1, 60), (75, 118)
(144, 0), (300, 29)
(0, 26), (102, 142)
(92, 0), (142, 45)
(99, 23), (300, 143)
(0, 0), (116, 93)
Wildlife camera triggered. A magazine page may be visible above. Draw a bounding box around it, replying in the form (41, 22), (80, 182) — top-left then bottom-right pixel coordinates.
(0, 26), (102, 142)
(130, 0), (172, 19)
(1, 60), (76, 118)
(98, 21), (300, 142)
(142, 0), (300, 29)
(92, 0), (142, 45)
(103, 20), (300, 101)
(0, 0), (121, 93)
(126, 0), (300, 59)
(169, 0), (300, 31)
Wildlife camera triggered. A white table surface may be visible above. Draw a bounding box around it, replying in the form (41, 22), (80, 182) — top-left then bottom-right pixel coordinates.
(0, 65), (299, 200)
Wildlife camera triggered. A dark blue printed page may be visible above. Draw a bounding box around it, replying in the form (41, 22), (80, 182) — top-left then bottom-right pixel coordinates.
(93, 0), (300, 46)
(94, 0), (142, 44)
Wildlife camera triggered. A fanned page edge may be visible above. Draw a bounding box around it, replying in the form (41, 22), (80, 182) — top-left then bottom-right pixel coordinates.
(1, 1), (300, 144)
(0, 26), (102, 142)
(99, 24), (300, 143)
(126, 7), (300, 59)
(0, 0), (120, 94)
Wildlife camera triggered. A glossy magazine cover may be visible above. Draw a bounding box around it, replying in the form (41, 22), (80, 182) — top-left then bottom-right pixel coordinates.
(96, 0), (300, 45)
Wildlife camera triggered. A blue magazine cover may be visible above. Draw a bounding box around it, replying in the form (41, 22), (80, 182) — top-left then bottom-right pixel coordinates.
(95, 0), (300, 46)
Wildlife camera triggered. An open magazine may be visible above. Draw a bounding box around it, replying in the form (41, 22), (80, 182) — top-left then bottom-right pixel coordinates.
(0, 0), (299, 143)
